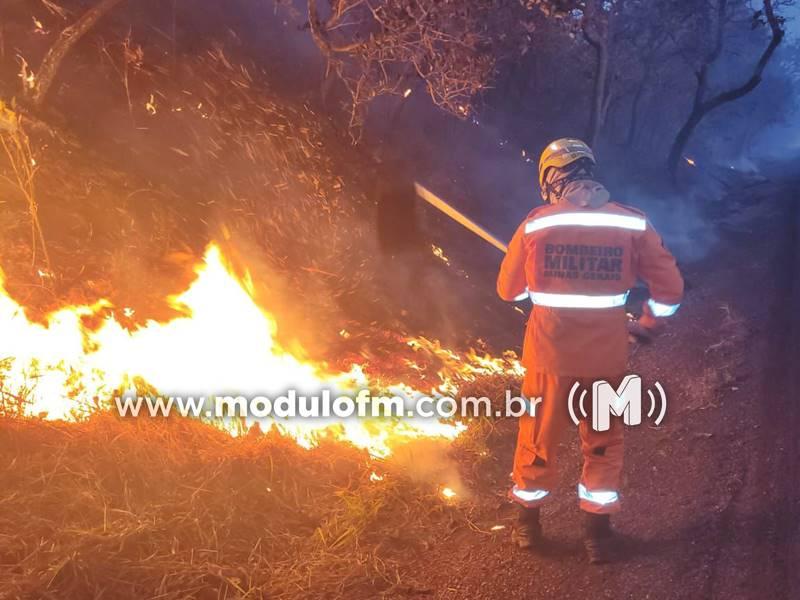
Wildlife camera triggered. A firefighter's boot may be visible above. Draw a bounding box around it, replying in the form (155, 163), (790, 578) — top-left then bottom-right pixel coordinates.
(583, 512), (615, 564)
(512, 505), (543, 550)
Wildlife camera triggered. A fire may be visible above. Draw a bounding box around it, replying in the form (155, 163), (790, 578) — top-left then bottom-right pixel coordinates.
(431, 244), (451, 266)
(0, 244), (522, 457)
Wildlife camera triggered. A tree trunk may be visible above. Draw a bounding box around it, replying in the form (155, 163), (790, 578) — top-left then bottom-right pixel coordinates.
(587, 40), (608, 147)
(666, 0), (783, 180)
(625, 77), (646, 148)
(625, 48), (663, 148)
(29, 0), (127, 108)
(667, 108), (705, 176)
(582, 0), (622, 147)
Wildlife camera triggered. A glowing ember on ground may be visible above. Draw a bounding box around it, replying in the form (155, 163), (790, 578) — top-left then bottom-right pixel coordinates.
(0, 243), (522, 457)
(441, 487), (457, 499)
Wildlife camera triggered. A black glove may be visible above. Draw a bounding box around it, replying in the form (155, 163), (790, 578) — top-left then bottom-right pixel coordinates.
(627, 318), (656, 344)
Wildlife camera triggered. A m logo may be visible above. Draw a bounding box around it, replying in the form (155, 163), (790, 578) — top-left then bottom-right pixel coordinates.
(568, 375), (667, 431)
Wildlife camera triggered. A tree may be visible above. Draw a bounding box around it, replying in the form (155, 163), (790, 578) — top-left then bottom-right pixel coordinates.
(610, 0), (698, 149)
(666, 0), (788, 179)
(306, 0), (535, 134)
(580, 0), (624, 147)
(25, 0), (127, 108)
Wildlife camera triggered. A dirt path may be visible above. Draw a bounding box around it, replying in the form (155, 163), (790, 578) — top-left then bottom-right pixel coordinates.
(399, 179), (800, 600)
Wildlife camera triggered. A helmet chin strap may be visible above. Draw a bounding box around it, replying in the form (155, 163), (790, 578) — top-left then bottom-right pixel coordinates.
(543, 160), (596, 204)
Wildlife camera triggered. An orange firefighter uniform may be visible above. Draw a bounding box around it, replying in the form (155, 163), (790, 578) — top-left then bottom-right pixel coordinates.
(497, 191), (684, 514)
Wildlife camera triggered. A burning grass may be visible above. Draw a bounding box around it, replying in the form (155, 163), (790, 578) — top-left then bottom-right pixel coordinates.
(0, 358), (521, 599)
(0, 412), (485, 599)
(0, 7), (527, 596)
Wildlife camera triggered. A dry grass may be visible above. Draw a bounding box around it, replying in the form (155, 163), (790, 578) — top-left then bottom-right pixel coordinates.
(0, 412), (481, 600)
(0, 107), (50, 273)
(0, 364), (521, 599)
(0, 358), (32, 419)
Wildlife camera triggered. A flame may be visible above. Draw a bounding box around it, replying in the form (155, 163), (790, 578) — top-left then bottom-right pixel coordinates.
(431, 244), (451, 266)
(0, 244), (522, 457)
(145, 94), (157, 115)
(441, 487), (457, 499)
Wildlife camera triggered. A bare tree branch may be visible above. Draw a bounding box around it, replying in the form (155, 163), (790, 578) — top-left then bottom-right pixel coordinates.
(305, 0), (510, 137)
(28, 0), (127, 108)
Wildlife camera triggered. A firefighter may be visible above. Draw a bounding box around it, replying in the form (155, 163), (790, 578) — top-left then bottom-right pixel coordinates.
(497, 138), (684, 563)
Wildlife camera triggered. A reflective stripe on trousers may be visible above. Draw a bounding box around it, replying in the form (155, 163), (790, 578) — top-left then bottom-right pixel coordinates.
(511, 485), (620, 509)
(578, 483), (619, 507)
(510, 485), (549, 507)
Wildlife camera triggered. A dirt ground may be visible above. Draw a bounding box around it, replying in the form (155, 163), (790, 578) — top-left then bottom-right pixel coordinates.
(394, 176), (800, 600)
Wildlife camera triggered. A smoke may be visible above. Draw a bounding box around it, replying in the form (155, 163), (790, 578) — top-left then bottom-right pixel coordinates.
(387, 438), (468, 499)
(368, 92), (731, 268)
(616, 184), (722, 264)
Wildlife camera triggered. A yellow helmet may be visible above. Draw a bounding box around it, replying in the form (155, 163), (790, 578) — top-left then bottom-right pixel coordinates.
(538, 138), (596, 200)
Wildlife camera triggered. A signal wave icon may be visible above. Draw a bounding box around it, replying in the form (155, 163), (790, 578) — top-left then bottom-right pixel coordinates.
(567, 375), (667, 431)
